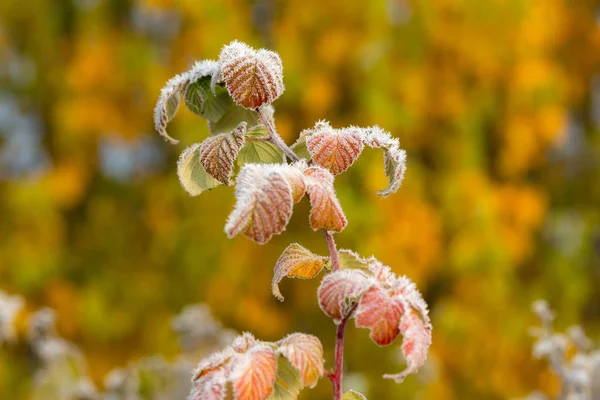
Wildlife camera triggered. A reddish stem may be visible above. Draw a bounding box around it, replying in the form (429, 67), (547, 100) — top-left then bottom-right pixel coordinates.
(259, 109), (351, 399)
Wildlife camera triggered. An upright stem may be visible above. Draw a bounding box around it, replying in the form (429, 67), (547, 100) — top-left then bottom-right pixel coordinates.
(260, 108), (350, 399)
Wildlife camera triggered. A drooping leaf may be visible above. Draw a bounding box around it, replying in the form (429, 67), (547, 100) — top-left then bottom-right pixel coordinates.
(225, 164), (295, 244)
(359, 126), (407, 197)
(305, 122), (364, 175)
(269, 356), (303, 400)
(342, 391), (367, 400)
(183, 60), (229, 121)
(383, 311), (432, 383)
(276, 333), (324, 388)
(154, 73), (187, 144)
(317, 269), (373, 323)
(303, 167), (347, 232)
(154, 60), (221, 144)
(200, 122), (247, 185)
(237, 125), (284, 166)
(272, 244), (329, 301)
(230, 343), (278, 400)
(177, 144), (223, 196)
(355, 285), (404, 346)
(219, 41), (285, 109)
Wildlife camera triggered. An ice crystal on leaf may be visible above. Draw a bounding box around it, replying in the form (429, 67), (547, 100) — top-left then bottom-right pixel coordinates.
(303, 167), (348, 232)
(304, 121), (364, 175)
(272, 243), (330, 301)
(200, 122), (247, 185)
(225, 164), (306, 244)
(189, 332), (325, 400)
(355, 285), (404, 346)
(318, 269), (373, 323)
(219, 41), (284, 109)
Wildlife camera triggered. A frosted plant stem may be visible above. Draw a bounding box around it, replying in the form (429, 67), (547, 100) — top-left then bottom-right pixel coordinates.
(257, 107), (299, 162)
(263, 109), (350, 400)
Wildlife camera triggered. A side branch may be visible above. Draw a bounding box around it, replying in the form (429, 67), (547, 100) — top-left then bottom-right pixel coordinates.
(257, 107), (299, 162)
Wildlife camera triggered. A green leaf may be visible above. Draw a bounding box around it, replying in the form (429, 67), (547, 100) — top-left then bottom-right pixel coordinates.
(183, 76), (231, 121)
(209, 103), (259, 134)
(177, 143), (223, 196)
(342, 390), (367, 400)
(268, 356), (303, 400)
(338, 249), (370, 270)
(291, 140), (311, 160)
(237, 125), (284, 166)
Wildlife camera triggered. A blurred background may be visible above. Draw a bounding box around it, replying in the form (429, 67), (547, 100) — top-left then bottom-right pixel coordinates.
(1, 0), (600, 399)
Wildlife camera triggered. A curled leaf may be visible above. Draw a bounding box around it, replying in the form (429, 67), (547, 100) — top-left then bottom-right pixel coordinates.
(355, 285), (404, 346)
(200, 122), (247, 185)
(183, 60), (227, 121)
(303, 167), (347, 232)
(272, 243), (329, 301)
(383, 311), (432, 383)
(305, 122), (364, 175)
(177, 144), (223, 196)
(360, 126), (407, 197)
(225, 164), (295, 244)
(191, 347), (234, 400)
(219, 41), (284, 109)
(317, 269), (373, 323)
(230, 343), (278, 400)
(276, 333), (324, 388)
(154, 60), (220, 144)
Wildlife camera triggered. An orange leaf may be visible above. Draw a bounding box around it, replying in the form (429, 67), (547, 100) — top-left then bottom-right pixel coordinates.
(231, 343), (278, 400)
(271, 243), (329, 301)
(225, 165), (295, 244)
(200, 122), (247, 185)
(304, 167), (347, 232)
(306, 122), (364, 175)
(355, 285), (404, 346)
(277, 333), (325, 388)
(219, 41), (284, 109)
(318, 269), (372, 323)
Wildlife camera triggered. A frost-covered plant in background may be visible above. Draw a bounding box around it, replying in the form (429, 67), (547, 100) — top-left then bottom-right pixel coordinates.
(154, 40), (431, 400)
(518, 300), (600, 400)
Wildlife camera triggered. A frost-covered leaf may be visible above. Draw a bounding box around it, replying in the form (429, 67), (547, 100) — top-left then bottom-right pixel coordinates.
(342, 391), (367, 400)
(177, 144), (223, 196)
(276, 333), (324, 388)
(272, 244), (329, 301)
(237, 125), (284, 166)
(305, 122), (364, 175)
(318, 269), (373, 323)
(360, 126), (407, 197)
(303, 167), (347, 232)
(191, 347), (234, 400)
(154, 73), (188, 144)
(383, 311), (432, 383)
(225, 164), (295, 244)
(269, 356), (303, 400)
(219, 41), (284, 109)
(183, 60), (228, 121)
(355, 286), (404, 346)
(230, 343), (277, 400)
(200, 122), (247, 185)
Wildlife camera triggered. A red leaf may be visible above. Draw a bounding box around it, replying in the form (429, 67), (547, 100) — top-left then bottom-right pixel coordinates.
(225, 164), (295, 244)
(219, 41), (284, 109)
(355, 285), (404, 346)
(272, 243), (328, 301)
(230, 343), (278, 400)
(304, 167), (347, 232)
(276, 333), (325, 388)
(306, 123), (364, 175)
(318, 269), (372, 323)
(383, 311), (432, 383)
(200, 122), (247, 185)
